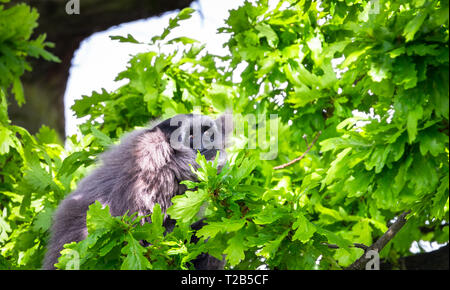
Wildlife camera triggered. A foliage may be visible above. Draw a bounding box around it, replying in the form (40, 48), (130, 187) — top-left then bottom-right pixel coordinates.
(0, 0), (59, 106)
(0, 0), (448, 269)
(55, 202), (192, 270)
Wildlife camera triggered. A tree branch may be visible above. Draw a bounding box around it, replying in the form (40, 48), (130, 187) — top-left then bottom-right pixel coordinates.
(346, 211), (411, 270)
(324, 242), (369, 251)
(273, 131), (322, 170)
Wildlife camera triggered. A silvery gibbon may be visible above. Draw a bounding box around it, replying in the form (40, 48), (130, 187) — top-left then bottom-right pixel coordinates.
(43, 114), (232, 270)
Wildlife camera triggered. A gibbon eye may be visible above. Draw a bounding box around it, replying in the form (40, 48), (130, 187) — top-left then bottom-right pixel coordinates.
(204, 131), (214, 142)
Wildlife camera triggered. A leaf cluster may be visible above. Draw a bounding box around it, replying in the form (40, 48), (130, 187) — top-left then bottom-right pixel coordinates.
(0, 0), (59, 105)
(0, 0), (448, 270)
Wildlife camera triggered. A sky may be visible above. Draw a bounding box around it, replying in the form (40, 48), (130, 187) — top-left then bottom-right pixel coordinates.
(63, 0), (244, 137)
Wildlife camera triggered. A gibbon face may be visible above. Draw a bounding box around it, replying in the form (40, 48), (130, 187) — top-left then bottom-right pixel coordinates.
(154, 113), (232, 169)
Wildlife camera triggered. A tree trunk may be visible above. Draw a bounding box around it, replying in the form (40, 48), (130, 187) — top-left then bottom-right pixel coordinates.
(381, 244), (449, 270)
(9, 0), (194, 138)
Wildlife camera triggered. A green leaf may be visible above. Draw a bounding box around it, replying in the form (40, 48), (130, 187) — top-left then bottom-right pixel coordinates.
(121, 234), (152, 270)
(167, 189), (208, 223)
(317, 228), (352, 253)
(365, 147), (390, 173)
(253, 206), (286, 225)
(418, 129), (447, 156)
(197, 219), (245, 239)
(255, 23), (279, 48)
(0, 89), (9, 124)
(177, 7), (195, 20)
(71, 89), (110, 118)
(58, 150), (93, 177)
(155, 8), (196, 42)
(322, 148), (352, 186)
(150, 203), (163, 228)
(35, 125), (60, 145)
(15, 231), (35, 251)
(32, 207), (54, 232)
(341, 46), (371, 67)
(392, 56), (418, 89)
(12, 77), (24, 106)
(292, 214), (317, 243)
(224, 231), (246, 266)
(259, 230), (289, 259)
(132, 204), (165, 242)
(86, 201), (117, 234)
(110, 34), (140, 44)
(373, 169), (397, 209)
(0, 126), (14, 154)
(344, 171), (372, 198)
(403, 11), (428, 42)
(91, 126), (113, 147)
(23, 162), (54, 193)
(431, 174), (449, 219)
(26, 35), (60, 62)
(406, 106), (423, 143)
(406, 44), (440, 56)
(368, 62), (390, 82)
(166, 36), (198, 45)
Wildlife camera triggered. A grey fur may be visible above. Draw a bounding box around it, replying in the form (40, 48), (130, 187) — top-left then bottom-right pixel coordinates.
(43, 114), (230, 270)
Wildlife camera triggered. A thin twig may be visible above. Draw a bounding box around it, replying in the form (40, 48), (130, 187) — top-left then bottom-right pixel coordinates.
(346, 210), (411, 270)
(324, 243), (369, 251)
(273, 131), (322, 170)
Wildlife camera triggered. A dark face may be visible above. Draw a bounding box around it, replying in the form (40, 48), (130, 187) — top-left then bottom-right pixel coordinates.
(155, 114), (231, 168)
